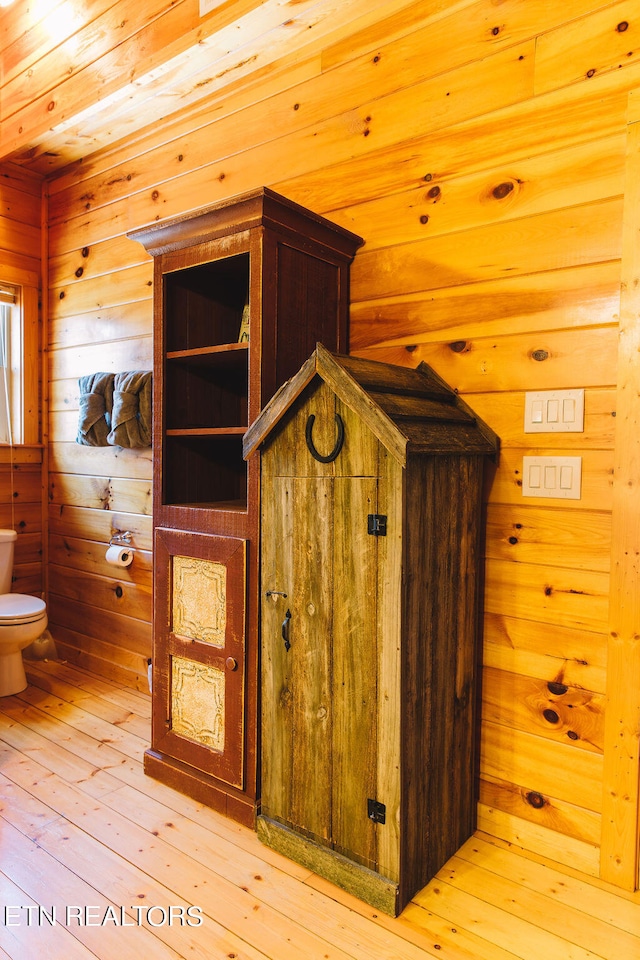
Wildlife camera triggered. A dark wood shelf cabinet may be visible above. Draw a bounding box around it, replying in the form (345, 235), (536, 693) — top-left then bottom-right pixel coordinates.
(129, 188), (362, 825)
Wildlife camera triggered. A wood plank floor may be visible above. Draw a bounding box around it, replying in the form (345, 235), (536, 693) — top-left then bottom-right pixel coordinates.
(0, 660), (639, 960)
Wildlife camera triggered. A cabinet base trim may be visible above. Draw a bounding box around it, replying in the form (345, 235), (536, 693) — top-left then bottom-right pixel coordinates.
(256, 815), (399, 916)
(144, 749), (256, 829)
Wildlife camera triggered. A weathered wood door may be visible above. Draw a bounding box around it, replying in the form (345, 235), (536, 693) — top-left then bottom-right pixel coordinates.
(153, 527), (246, 789)
(260, 385), (401, 876)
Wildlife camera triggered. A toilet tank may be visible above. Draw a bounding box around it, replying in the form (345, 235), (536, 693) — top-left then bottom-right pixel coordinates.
(0, 529), (17, 594)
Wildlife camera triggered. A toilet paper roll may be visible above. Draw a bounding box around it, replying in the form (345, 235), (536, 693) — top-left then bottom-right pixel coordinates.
(105, 544), (133, 567)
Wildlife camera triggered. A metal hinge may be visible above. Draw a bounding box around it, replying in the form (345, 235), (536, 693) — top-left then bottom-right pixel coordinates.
(367, 799), (386, 824)
(367, 514), (387, 536)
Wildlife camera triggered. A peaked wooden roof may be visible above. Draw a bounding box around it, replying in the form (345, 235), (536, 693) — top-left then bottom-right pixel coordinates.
(243, 344), (499, 467)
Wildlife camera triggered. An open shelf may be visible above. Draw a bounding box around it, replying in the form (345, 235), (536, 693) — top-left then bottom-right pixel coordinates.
(165, 348), (248, 432)
(162, 253), (250, 506)
(164, 253), (250, 351)
(163, 434), (247, 509)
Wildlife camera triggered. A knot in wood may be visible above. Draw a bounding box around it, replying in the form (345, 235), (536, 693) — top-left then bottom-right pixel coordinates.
(526, 791), (545, 809)
(531, 349), (549, 361)
(492, 181), (514, 200)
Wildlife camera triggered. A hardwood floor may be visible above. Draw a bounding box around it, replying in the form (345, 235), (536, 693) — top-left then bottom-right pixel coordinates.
(0, 660), (638, 960)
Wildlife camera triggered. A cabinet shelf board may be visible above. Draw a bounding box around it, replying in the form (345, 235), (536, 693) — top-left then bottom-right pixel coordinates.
(166, 342), (249, 361)
(166, 499), (247, 512)
(165, 427), (246, 437)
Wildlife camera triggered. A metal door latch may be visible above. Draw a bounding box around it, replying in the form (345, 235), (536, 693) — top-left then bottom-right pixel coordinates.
(367, 798), (386, 824)
(367, 514), (387, 536)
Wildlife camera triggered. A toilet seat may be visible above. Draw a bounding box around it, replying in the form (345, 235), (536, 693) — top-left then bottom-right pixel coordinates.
(0, 594), (46, 626)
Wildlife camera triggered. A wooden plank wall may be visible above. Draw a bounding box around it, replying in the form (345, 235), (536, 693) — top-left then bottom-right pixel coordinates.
(0, 164), (43, 596)
(601, 93), (640, 890)
(37, 0), (640, 883)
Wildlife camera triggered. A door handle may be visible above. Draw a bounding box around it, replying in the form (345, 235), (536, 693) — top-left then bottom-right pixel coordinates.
(281, 609), (292, 652)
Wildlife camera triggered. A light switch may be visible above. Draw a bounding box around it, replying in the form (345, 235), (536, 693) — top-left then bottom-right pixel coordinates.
(563, 397), (576, 422)
(560, 465), (573, 490)
(524, 390), (584, 432)
(531, 400), (544, 424)
(522, 456), (582, 499)
(200, 0), (225, 14)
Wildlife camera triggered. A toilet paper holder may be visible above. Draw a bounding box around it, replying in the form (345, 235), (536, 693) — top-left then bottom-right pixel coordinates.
(106, 531), (134, 568)
(109, 530), (133, 546)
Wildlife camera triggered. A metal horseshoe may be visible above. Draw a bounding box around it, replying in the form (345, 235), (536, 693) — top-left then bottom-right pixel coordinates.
(305, 414), (345, 463)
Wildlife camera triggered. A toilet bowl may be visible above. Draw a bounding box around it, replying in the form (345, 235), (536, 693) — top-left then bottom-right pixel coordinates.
(0, 529), (48, 697)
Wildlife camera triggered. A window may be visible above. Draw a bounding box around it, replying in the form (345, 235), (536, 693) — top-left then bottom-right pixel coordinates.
(0, 278), (39, 446)
(0, 284), (16, 443)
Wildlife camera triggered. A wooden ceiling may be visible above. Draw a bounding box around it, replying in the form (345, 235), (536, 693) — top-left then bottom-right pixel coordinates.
(0, 0), (389, 177)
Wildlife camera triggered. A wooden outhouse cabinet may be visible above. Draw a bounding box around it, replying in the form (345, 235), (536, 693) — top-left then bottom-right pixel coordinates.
(243, 344), (498, 915)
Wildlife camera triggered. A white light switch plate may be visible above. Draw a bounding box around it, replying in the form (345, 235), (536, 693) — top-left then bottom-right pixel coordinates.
(524, 389), (584, 433)
(522, 456), (582, 499)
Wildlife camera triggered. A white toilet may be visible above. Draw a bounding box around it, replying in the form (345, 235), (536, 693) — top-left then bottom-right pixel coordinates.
(0, 529), (48, 697)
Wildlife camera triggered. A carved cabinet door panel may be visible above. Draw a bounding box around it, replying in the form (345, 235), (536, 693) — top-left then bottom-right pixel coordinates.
(153, 527), (246, 789)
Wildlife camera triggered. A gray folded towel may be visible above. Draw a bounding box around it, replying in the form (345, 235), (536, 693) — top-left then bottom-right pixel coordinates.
(107, 370), (152, 448)
(76, 372), (114, 446)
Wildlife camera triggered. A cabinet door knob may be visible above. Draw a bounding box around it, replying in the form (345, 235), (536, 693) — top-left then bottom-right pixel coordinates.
(225, 657), (238, 671)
